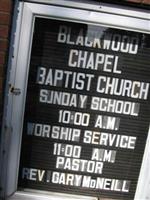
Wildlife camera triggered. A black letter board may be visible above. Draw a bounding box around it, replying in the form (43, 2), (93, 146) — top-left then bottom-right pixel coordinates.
(18, 18), (150, 200)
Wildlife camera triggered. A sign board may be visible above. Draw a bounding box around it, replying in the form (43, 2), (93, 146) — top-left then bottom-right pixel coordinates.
(18, 17), (150, 200)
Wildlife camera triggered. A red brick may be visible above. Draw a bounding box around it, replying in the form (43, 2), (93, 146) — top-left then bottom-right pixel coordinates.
(0, 39), (8, 51)
(0, 77), (4, 93)
(142, 0), (150, 4)
(0, 77), (3, 91)
(0, 65), (4, 77)
(125, 0), (150, 4)
(126, 0), (142, 3)
(0, 52), (5, 64)
(0, 0), (12, 12)
(0, 13), (10, 25)
(0, 26), (9, 38)
(0, 94), (2, 103)
(0, 93), (2, 101)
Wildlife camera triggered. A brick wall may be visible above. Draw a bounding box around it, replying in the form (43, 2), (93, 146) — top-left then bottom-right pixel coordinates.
(126, 0), (150, 4)
(0, 0), (13, 123)
(101, 0), (150, 6)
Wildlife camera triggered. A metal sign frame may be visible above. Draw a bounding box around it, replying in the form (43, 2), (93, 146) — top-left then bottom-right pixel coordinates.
(0, 1), (150, 199)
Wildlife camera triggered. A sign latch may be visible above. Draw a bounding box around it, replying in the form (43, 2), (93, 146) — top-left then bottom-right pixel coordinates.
(10, 87), (21, 95)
